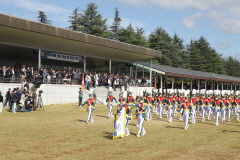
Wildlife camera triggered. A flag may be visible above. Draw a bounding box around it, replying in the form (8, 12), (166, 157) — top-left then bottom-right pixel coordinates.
(113, 108), (126, 139)
(154, 78), (157, 89)
(81, 74), (85, 90)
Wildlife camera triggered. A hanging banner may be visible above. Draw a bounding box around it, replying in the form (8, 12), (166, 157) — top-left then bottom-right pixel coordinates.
(41, 50), (85, 63)
(113, 108), (126, 139)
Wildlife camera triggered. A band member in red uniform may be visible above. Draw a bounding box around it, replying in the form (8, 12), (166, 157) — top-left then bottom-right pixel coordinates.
(214, 97), (222, 126)
(206, 97), (213, 120)
(82, 94), (96, 124)
(200, 96), (206, 122)
(153, 93), (159, 114)
(145, 93), (153, 121)
(136, 97), (146, 137)
(106, 92), (117, 118)
(167, 96), (174, 122)
(158, 94), (164, 118)
(180, 99), (192, 130)
(234, 97), (240, 120)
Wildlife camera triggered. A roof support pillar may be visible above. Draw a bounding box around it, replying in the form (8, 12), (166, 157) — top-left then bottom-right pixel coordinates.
(222, 82), (224, 91)
(109, 59), (112, 74)
(217, 81), (219, 90)
(231, 83), (233, 91)
(142, 61), (145, 78)
(198, 80), (201, 94)
(150, 59), (152, 87)
(198, 80), (200, 91)
(135, 65), (137, 79)
(166, 76), (168, 95)
(172, 77), (175, 90)
(205, 81), (207, 90)
(130, 66), (132, 77)
(181, 79), (184, 90)
(211, 81), (213, 90)
(38, 49), (41, 69)
(161, 75), (163, 94)
(83, 56), (86, 72)
(190, 79), (193, 96)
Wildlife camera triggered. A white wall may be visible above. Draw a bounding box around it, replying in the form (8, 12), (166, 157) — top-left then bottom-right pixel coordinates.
(39, 85), (154, 105)
(3, 83), (238, 106)
(0, 83), (33, 95)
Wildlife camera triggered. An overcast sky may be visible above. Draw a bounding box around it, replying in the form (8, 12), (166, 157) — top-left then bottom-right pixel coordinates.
(0, 0), (239, 60)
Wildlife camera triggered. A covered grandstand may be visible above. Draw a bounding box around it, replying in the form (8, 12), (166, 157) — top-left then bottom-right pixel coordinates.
(0, 13), (239, 98)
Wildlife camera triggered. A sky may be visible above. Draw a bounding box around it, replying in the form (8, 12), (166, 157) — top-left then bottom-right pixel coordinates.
(0, 0), (239, 60)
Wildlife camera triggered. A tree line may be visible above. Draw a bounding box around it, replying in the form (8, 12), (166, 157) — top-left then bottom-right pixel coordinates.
(36, 3), (240, 77)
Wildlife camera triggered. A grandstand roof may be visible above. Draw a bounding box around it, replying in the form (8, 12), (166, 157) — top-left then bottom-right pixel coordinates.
(0, 13), (161, 62)
(152, 64), (240, 83)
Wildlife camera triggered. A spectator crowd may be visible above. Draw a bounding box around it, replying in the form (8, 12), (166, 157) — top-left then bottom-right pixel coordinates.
(0, 83), (42, 113)
(0, 65), (150, 90)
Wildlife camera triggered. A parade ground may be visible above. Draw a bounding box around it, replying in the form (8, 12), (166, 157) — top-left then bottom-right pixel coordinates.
(0, 105), (240, 160)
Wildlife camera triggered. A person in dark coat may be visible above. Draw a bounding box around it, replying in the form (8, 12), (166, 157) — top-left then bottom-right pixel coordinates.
(5, 88), (11, 108)
(0, 91), (3, 114)
(11, 89), (19, 113)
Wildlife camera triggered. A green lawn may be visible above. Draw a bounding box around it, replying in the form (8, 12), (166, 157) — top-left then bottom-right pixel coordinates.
(0, 104), (240, 160)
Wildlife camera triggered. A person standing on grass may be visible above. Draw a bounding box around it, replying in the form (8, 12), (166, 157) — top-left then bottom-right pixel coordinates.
(158, 94), (164, 119)
(234, 97), (240, 121)
(5, 88), (11, 108)
(106, 92), (117, 118)
(11, 89), (19, 113)
(82, 94), (96, 124)
(145, 93), (153, 121)
(206, 97), (212, 121)
(78, 88), (83, 107)
(136, 97), (146, 137)
(214, 97), (221, 126)
(117, 99), (131, 137)
(200, 96), (206, 122)
(0, 91), (3, 114)
(224, 97), (232, 122)
(180, 99), (192, 130)
(191, 97), (198, 124)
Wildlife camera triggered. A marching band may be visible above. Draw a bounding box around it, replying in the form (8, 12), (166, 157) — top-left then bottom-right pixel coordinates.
(82, 90), (240, 138)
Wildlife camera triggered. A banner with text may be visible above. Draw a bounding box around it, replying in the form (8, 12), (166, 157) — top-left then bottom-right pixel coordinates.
(41, 50), (85, 63)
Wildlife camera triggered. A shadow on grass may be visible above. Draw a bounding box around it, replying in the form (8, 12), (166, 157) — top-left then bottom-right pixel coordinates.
(199, 122), (216, 126)
(96, 115), (109, 118)
(77, 119), (87, 123)
(166, 126), (183, 130)
(104, 131), (113, 140)
(222, 130), (240, 133)
(226, 123), (240, 127)
(129, 124), (137, 127)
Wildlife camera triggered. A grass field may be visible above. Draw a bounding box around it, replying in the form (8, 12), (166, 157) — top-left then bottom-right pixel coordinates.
(0, 104), (240, 160)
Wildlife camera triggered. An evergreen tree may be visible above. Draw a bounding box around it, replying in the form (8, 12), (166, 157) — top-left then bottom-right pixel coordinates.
(224, 57), (240, 77)
(134, 27), (148, 47)
(118, 24), (147, 47)
(172, 33), (189, 68)
(110, 8), (121, 40)
(68, 8), (80, 31)
(118, 24), (135, 44)
(187, 37), (225, 74)
(78, 3), (108, 37)
(37, 11), (51, 24)
(148, 27), (172, 65)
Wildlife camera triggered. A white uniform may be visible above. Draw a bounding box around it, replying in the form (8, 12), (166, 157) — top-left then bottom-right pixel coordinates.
(182, 103), (190, 130)
(191, 106), (197, 124)
(214, 106), (220, 126)
(137, 103), (146, 137)
(234, 104), (239, 120)
(221, 105), (226, 123)
(167, 104), (173, 123)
